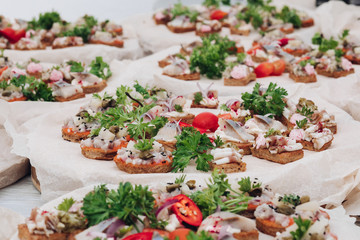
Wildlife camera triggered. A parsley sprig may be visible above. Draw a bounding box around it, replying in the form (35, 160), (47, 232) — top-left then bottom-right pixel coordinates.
(89, 57), (112, 80)
(282, 194), (301, 206)
(238, 177), (262, 193)
(171, 127), (215, 172)
(190, 34), (236, 79)
(82, 183), (165, 231)
(241, 83), (288, 117)
(57, 198), (75, 212)
(290, 216), (312, 240)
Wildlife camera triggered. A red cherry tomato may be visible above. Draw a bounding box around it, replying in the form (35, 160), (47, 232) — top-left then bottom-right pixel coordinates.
(271, 59), (286, 76)
(171, 194), (203, 226)
(0, 28), (25, 44)
(210, 10), (228, 20)
(254, 62), (274, 78)
(192, 112), (219, 132)
(143, 228), (170, 238)
(123, 232), (153, 240)
(169, 228), (192, 240)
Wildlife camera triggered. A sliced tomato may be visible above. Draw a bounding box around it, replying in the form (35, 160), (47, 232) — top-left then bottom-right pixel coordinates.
(192, 112), (219, 132)
(171, 194), (203, 226)
(169, 228), (192, 240)
(123, 232), (153, 240)
(210, 10), (228, 20)
(0, 66), (8, 76)
(288, 217), (295, 227)
(143, 228), (170, 238)
(271, 59), (286, 76)
(0, 28), (26, 44)
(254, 62), (274, 78)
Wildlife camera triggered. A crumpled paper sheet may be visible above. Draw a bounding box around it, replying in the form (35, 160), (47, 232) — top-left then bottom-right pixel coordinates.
(3, 24), (144, 64)
(316, 1), (360, 41)
(9, 184), (360, 240)
(0, 207), (25, 240)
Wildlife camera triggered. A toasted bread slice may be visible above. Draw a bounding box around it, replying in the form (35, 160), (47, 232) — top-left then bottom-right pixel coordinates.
(163, 72), (200, 81)
(233, 229), (259, 240)
(224, 72), (256, 86)
(81, 145), (122, 160)
(114, 156), (173, 173)
(55, 92), (85, 102)
(255, 218), (286, 237)
(167, 24), (196, 33)
(82, 80), (107, 94)
(153, 14), (171, 25)
(166, 113), (195, 124)
(195, 29), (221, 37)
(230, 26), (250, 36)
(209, 161), (246, 173)
(190, 102), (218, 109)
(251, 148), (304, 164)
(62, 127), (90, 143)
(301, 18), (314, 28)
(315, 66), (354, 78)
(18, 223), (67, 240)
(89, 39), (124, 48)
(299, 139), (332, 152)
(280, 27), (294, 34)
(282, 48), (309, 57)
(232, 142), (252, 155)
(344, 55), (360, 65)
(251, 55), (267, 63)
(289, 71), (317, 83)
(26, 71), (42, 79)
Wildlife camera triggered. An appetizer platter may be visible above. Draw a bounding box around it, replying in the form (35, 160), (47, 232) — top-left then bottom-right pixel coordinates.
(1, 1), (360, 239)
(11, 172), (360, 240)
(0, 53), (112, 102)
(0, 12), (143, 63)
(9, 80), (360, 206)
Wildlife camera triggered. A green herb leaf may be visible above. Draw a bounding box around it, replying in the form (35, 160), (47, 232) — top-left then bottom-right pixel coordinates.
(238, 177), (262, 193)
(134, 138), (154, 152)
(186, 231), (214, 240)
(89, 57), (112, 79)
(175, 175), (186, 184)
(282, 194), (301, 206)
(296, 118), (308, 129)
(63, 25), (91, 43)
(290, 216), (312, 240)
(57, 198), (75, 212)
(172, 127), (214, 172)
(194, 92), (204, 105)
(296, 106), (314, 118)
(220, 104), (230, 111)
(241, 82), (288, 117)
(67, 60), (84, 72)
(28, 11), (62, 30)
(174, 104), (183, 113)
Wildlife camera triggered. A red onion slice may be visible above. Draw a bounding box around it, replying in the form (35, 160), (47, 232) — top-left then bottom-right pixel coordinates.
(155, 198), (179, 219)
(106, 218), (125, 237)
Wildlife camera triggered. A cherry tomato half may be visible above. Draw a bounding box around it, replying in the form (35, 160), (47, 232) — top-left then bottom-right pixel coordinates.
(271, 59), (286, 76)
(192, 112), (219, 132)
(254, 62), (274, 78)
(171, 194), (203, 226)
(169, 228), (192, 240)
(123, 232), (153, 240)
(210, 10), (228, 20)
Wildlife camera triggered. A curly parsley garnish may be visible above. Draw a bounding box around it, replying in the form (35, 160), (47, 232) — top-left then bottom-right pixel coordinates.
(242, 82), (288, 117)
(57, 198), (75, 212)
(174, 104), (183, 112)
(190, 34), (236, 79)
(171, 127), (214, 172)
(296, 106), (314, 118)
(89, 57), (112, 79)
(296, 118), (308, 129)
(67, 60), (84, 72)
(194, 92), (204, 105)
